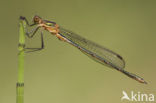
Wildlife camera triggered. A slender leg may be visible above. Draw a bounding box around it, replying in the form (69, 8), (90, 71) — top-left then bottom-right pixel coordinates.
(26, 26), (40, 38)
(20, 16), (40, 38)
(20, 16), (44, 53)
(24, 31), (44, 53)
(20, 16), (36, 26)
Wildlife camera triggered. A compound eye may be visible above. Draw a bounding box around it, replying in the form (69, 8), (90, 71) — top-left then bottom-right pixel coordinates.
(34, 17), (39, 22)
(33, 16), (41, 23)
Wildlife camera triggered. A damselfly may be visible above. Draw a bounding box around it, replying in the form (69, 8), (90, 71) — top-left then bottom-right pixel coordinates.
(20, 16), (147, 84)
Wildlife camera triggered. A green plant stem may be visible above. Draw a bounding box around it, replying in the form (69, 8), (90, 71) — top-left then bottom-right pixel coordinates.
(16, 18), (26, 103)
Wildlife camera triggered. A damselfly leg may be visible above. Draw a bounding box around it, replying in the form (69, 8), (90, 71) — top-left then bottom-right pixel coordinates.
(20, 16), (45, 52)
(24, 31), (44, 53)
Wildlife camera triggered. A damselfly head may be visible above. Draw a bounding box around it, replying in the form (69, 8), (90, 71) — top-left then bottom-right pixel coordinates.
(33, 15), (42, 24)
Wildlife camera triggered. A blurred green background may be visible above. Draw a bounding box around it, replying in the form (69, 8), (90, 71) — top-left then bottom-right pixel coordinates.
(0, 0), (156, 103)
